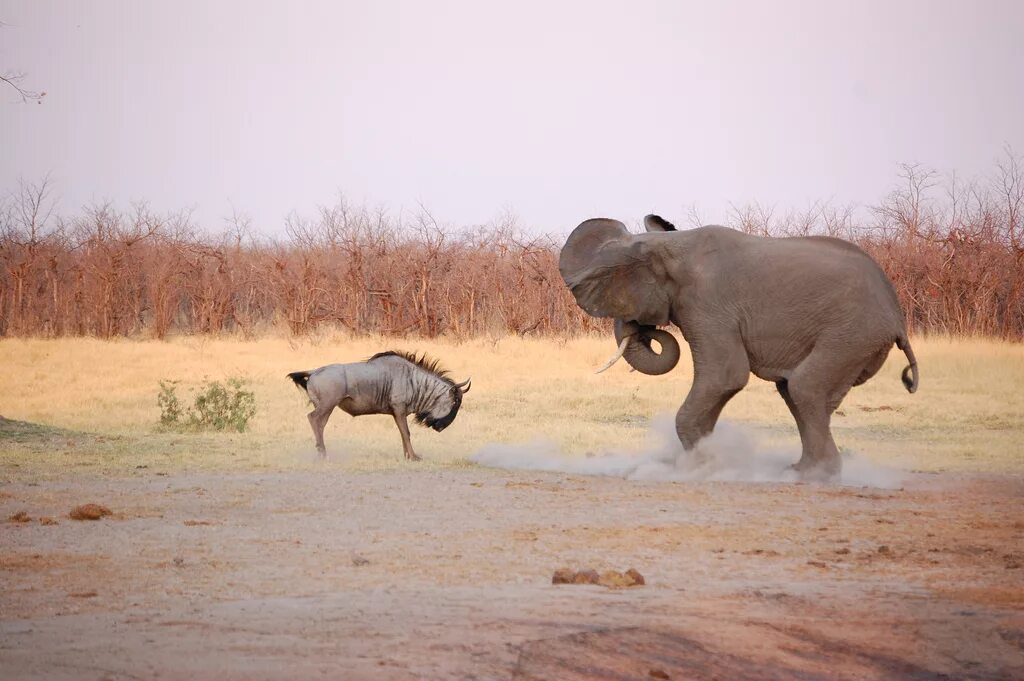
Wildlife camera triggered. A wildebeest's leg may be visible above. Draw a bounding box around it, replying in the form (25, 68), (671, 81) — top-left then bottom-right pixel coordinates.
(308, 405), (333, 457)
(392, 412), (420, 461)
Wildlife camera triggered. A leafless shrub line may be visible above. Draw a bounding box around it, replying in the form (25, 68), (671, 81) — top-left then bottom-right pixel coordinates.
(2, 152), (1022, 340)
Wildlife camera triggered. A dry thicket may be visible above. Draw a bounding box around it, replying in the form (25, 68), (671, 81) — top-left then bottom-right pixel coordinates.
(2, 154), (1022, 340)
(0, 186), (591, 339)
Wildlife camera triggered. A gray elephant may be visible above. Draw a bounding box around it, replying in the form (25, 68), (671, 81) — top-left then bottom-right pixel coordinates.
(559, 214), (918, 480)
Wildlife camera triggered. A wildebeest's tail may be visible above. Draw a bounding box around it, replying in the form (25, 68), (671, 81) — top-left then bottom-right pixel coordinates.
(895, 336), (918, 394)
(286, 370), (312, 393)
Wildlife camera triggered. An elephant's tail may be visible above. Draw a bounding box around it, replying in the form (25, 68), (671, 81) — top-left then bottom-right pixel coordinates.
(895, 336), (918, 394)
(286, 370), (312, 393)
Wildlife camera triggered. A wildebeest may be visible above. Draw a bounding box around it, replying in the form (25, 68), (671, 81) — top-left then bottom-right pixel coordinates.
(287, 351), (471, 460)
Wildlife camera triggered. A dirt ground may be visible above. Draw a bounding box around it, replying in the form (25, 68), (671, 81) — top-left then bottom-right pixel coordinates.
(2, 467), (1022, 680)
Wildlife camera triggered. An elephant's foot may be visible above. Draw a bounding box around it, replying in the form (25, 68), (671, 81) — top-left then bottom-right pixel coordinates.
(789, 457), (840, 482)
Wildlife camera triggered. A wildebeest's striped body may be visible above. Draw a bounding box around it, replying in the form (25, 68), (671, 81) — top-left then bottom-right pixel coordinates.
(288, 351), (470, 460)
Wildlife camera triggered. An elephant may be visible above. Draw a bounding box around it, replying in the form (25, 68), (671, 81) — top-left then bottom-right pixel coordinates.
(559, 214), (918, 480)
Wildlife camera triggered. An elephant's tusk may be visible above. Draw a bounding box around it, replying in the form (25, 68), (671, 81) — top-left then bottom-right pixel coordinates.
(595, 336), (630, 374)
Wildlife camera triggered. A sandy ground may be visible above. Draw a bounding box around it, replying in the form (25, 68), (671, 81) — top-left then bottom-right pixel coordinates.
(2, 467), (1022, 680)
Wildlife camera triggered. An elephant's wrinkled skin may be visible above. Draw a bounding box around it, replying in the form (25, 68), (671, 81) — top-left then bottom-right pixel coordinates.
(560, 214), (918, 480)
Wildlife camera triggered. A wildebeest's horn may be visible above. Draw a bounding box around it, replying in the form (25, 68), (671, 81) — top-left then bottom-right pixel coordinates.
(595, 336), (630, 374)
(455, 378), (472, 393)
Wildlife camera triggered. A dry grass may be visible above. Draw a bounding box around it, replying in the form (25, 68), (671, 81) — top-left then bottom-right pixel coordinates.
(0, 333), (1021, 477)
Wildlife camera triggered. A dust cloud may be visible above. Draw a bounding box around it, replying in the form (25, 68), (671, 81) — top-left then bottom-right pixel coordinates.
(471, 414), (903, 488)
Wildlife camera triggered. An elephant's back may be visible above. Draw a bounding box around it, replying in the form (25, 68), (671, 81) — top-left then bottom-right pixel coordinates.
(726, 234), (908, 340)
(751, 233), (895, 293)
(778, 235), (905, 326)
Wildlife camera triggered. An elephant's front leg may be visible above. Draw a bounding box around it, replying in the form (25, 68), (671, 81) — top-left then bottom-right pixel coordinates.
(676, 339), (750, 451)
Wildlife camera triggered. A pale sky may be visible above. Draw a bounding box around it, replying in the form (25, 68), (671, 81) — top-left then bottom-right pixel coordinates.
(1, 1), (1022, 234)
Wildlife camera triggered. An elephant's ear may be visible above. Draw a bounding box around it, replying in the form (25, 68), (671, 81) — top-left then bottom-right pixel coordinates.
(559, 218), (671, 325)
(644, 214), (677, 232)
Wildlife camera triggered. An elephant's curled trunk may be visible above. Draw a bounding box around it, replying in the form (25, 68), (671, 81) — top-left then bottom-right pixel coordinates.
(609, 319), (681, 376)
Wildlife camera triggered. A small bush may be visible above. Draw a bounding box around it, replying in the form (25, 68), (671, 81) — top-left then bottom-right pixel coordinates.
(158, 377), (257, 432)
(157, 380), (184, 426)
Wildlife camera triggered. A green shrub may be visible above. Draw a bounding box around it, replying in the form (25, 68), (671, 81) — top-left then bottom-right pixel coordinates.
(157, 380), (184, 426)
(157, 377), (256, 432)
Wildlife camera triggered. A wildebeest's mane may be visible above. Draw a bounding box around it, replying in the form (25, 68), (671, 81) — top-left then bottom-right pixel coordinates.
(368, 350), (455, 385)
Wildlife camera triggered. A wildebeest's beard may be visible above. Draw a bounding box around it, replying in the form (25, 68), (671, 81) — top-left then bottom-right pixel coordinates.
(414, 389), (463, 432)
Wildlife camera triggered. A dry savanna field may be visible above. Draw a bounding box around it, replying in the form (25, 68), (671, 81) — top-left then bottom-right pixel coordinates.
(4, 6), (1024, 679)
(1, 334), (1023, 679)
(1, 333), (1022, 474)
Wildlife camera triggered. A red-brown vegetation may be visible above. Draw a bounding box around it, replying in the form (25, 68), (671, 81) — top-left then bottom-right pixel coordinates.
(2, 155), (1021, 340)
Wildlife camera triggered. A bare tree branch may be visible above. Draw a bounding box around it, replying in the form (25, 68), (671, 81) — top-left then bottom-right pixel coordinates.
(1, 72), (45, 103)
(2, 19), (46, 103)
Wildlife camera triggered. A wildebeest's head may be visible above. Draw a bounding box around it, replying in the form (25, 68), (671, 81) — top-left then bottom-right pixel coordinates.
(416, 378), (471, 432)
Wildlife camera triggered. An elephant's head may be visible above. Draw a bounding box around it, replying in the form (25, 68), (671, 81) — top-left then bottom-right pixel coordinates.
(559, 215), (682, 375)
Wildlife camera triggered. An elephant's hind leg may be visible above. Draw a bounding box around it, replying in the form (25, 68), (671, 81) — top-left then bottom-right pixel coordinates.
(782, 374), (839, 479)
(777, 379), (843, 480)
(853, 345), (891, 387)
(783, 343), (887, 480)
(676, 336), (750, 451)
